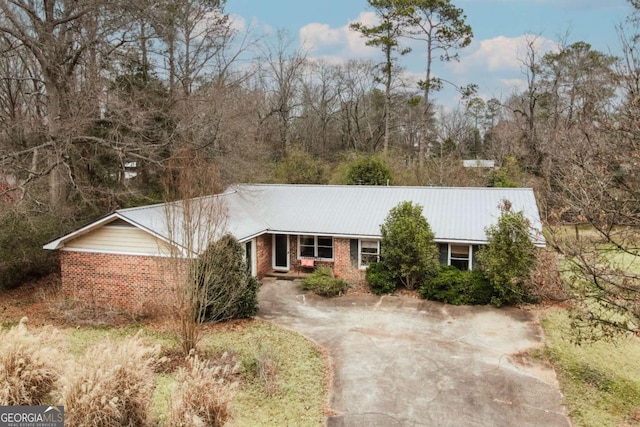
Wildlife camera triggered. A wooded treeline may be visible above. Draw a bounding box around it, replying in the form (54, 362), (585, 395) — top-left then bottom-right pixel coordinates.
(1, 0), (640, 327)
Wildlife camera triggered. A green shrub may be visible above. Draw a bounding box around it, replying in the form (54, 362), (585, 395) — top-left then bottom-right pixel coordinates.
(476, 201), (537, 306)
(195, 235), (259, 322)
(344, 156), (393, 185)
(366, 262), (396, 295)
(419, 267), (493, 305)
(487, 156), (520, 188)
(274, 148), (327, 184)
(380, 201), (440, 289)
(301, 266), (348, 297)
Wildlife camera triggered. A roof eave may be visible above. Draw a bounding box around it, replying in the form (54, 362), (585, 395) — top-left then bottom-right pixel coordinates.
(43, 213), (121, 250)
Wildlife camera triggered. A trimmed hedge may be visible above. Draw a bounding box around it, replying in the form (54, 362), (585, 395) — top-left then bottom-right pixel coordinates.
(419, 266), (493, 305)
(302, 266), (348, 297)
(366, 262), (396, 295)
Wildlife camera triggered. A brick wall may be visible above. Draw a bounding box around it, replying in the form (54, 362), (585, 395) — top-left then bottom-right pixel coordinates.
(60, 234), (369, 314)
(60, 251), (184, 314)
(289, 235), (298, 268)
(255, 234), (272, 278)
(290, 235), (366, 284)
(333, 238), (366, 284)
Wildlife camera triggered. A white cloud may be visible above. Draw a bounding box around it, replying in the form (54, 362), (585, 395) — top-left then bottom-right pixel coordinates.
(299, 12), (379, 62)
(450, 34), (558, 75)
(300, 23), (343, 50)
(229, 14), (246, 33)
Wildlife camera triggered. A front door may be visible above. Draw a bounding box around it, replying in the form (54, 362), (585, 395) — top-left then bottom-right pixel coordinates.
(273, 234), (289, 271)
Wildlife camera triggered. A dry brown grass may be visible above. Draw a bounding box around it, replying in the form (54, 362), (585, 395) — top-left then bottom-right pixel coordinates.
(165, 352), (237, 427)
(527, 248), (570, 302)
(61, 333), (159, 427)
(0, 318), (61, 405)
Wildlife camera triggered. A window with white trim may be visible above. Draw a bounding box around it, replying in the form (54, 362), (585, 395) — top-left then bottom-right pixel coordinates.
(450, 244), (471, 270)
(298, 235), (334, 260)
(359, 240), (380, 268)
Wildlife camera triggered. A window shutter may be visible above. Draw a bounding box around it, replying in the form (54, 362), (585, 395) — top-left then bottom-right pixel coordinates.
(350, 239), (359, 266)
(472, 245), (481, 270)
(439, 244), (448, 265)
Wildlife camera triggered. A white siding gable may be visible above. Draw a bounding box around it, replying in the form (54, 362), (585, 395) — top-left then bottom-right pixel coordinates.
(63, 222), (172, 256)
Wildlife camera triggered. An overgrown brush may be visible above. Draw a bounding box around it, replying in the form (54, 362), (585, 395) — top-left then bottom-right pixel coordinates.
(0, 318), (60, 405)
(62, 334), (159, 427)
(526, 248), (568, 302)
(240, 341), (280, 397)
(166, 353), (235, 426)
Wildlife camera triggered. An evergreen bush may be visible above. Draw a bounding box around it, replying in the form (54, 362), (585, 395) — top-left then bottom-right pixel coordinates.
(366, 262), (396, 295)
(380, 201), (440, 289)
(419, 267), (493, 305)
(344, 156), (393, 185)
(301, 266), (348, 297)
(476, 200), (537, 306)
(195, 235), (259, 322)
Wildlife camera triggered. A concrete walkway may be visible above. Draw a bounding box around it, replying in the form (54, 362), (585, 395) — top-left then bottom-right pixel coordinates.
(257, 279), (570, 427)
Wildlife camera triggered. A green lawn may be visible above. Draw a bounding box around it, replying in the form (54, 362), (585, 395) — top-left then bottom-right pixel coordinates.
(202, 321), (326, 427)
(541, 309), (640, 427)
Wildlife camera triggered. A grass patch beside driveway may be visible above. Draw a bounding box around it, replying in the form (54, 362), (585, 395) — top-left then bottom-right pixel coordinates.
(542, 309), (640, 426)
(201, 320), (326, 427)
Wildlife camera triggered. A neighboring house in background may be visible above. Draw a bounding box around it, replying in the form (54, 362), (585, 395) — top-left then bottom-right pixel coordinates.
(0, 174), (23, 204)
(463, 160), (496, 168)
(43, 184), (545, 312)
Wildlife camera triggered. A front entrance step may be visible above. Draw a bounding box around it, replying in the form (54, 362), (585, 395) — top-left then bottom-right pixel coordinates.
(264, 270), (309, 280)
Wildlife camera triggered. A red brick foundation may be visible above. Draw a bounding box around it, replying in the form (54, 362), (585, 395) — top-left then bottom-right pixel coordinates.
(60, 251), (183, 314)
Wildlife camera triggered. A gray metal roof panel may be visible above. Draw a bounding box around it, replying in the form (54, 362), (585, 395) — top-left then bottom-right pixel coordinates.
(229, 184), (545, 245)
(44, 184), (545, 252)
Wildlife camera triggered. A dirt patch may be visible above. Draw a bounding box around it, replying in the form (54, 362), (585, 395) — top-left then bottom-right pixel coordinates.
(343, 281), (422, 299)
(509, 347), (559, 386)
(155, 346), (242, 385)
(343, 281), (371, 296)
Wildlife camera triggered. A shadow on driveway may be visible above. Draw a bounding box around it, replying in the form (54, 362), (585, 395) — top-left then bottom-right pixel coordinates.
(258, 279), (570, 427)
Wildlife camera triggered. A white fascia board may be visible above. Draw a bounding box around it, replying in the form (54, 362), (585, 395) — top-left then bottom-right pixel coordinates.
(237, 229), (269, 244)
(434, 239), (488, 245)
(59, 247), (197, 258)
(269, 230), (381, 240)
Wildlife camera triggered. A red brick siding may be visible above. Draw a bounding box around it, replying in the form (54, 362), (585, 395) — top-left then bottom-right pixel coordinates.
(289, 235), (298, 268)
(288, 235), (366, 283)
(333, 238), (366, 284)
(256, 234), (272, 278)
(60, 251), (184, 314)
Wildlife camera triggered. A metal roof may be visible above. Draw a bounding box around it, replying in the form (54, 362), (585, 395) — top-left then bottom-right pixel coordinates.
(44, 184), (545, 251)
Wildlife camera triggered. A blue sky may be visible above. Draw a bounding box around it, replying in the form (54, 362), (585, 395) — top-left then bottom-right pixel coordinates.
(226, 0), (632, 108)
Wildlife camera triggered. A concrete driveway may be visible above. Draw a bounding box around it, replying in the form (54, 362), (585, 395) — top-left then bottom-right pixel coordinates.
(257, 279), (570, 427)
